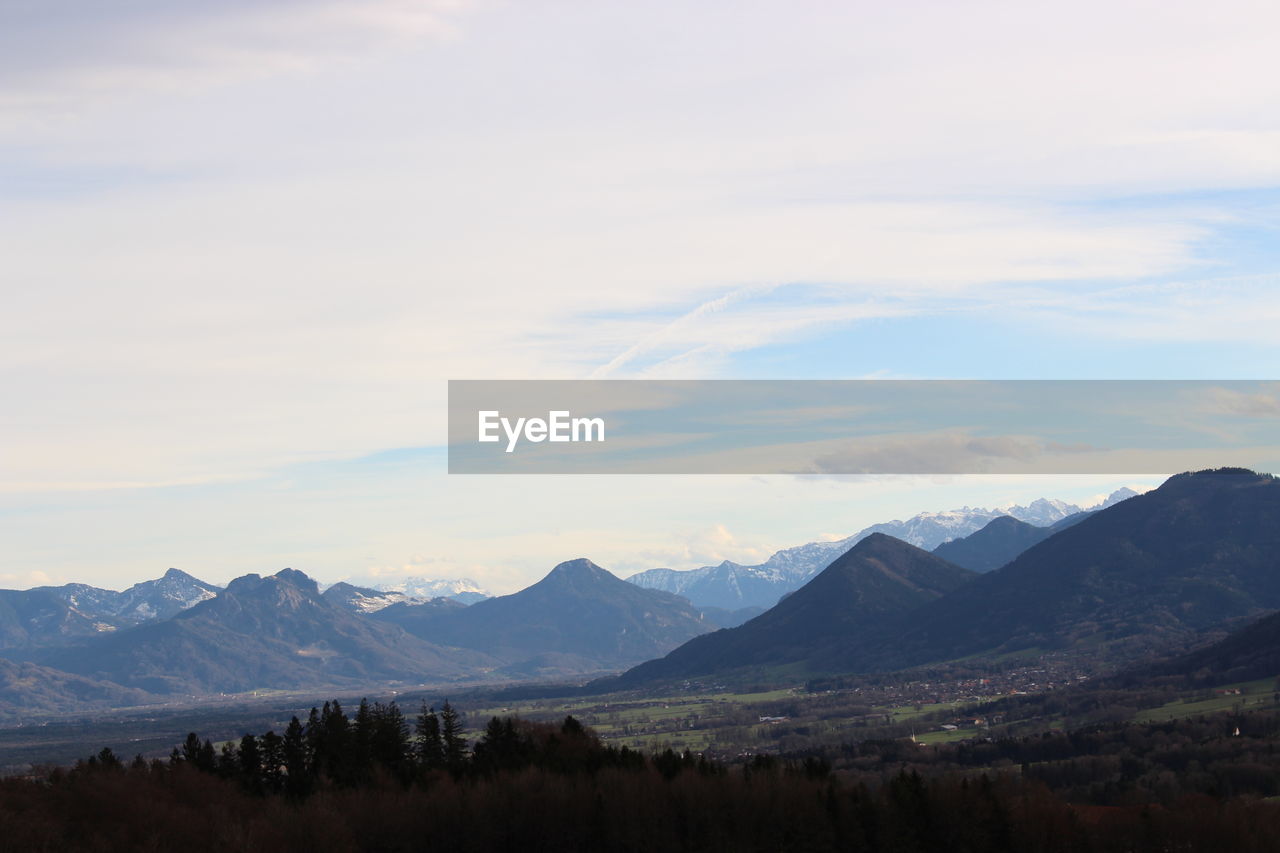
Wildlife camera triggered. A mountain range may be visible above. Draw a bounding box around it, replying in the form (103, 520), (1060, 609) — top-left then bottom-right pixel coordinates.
(0, 558), (717, 715)
(32, 569), (492, 696)
(615, 534), (976, 686)
(371, 576), (489, 604)
(3, 472), (1276, 720)
(0, 569), (220, 652)
(626, 488), (1137, 608)
(614, 469), (1279, 686)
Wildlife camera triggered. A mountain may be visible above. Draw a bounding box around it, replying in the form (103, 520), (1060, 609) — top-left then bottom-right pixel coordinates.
(34, 569), (492, 695)
(361, 596), (467, 635)
(627, 559), (816, 611)
(0, 585), (126, 651)
(614, 534), (976, 686)
(697, 605), (766, 629)
(373, 577), (489, 604)
(626, 489), (1138, 609)
(112, 568), (220, 623)
(0, 658), (158, 721)
(0, 569), (220, 652)
(1144, 609), (1280, 687)
(322, 582), (425, 614)
(375, 558), (715, 675)
(930, 516), (1054, 573)
(857, 469), (1280, 672)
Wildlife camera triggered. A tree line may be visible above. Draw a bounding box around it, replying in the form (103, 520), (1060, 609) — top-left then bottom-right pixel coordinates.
(5, 703), (1280, 850)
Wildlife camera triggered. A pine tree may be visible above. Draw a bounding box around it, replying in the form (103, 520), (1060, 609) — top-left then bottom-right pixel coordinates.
(198, 739), (216, 773)
(260, 731), (285, 793)
(415, 702), (444, 770)
(440, 700), (467, 773)
(316, 700), (350, 783)
(217, 741), (239, 778)
(371, 701), (411, 779)
(181, 732), (203, 764)
(239, 734), (263, 792)
(95, 747), (122, 770)
(349, 698), (374, 783)
(283, 716), (311, 796)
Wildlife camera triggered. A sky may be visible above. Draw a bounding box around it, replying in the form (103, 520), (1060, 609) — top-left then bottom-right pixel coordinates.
(2, 0), (1278, 593)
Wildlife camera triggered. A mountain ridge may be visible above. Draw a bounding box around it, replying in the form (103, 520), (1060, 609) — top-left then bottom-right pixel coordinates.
(627, 488), (1138, 608)
(613, 534), (976, 686)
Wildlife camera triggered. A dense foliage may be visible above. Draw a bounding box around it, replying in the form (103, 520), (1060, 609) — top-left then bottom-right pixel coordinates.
(4, 700), (1280, 851)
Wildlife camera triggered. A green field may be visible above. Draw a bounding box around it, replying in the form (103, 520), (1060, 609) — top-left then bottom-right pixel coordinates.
(1132, 679), (1276, 723)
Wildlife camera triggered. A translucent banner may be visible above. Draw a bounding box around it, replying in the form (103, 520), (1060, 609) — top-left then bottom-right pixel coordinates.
(447, 380), (1280, 475)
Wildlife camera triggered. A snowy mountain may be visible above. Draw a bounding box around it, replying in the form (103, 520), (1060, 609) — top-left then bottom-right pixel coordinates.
(322, 582), (425, 614)
(626, 488), (1140, 609)
(372, 576), (489, 604)
(113, 568), (221, 623)
(0, 568), (221, 650)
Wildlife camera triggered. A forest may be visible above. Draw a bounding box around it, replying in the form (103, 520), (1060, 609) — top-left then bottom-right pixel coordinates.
(3, 699), (1280, 851)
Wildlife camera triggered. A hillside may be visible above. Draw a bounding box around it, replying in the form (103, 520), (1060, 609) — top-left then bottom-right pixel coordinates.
(0, 658), (158, 721)
(1146, 609), (1280, 687)
(863, 469), (1280, 671)
(614, 534), (975, 685)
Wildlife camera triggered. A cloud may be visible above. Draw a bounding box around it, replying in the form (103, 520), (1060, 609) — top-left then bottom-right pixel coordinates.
(1195, 384), (1280, 417)
(2, 0), (1279, 501)
(0, 570), (56, 588)
(807, 433), (1101, 475)
(0, 0), (467, 118)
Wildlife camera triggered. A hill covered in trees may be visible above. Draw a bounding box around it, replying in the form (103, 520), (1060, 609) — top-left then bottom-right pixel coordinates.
(7, 699), (1280, 852)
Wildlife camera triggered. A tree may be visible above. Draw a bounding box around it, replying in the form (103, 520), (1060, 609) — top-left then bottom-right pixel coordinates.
(416, 703), (444, 771)
(440, 701), (467, 773)
(474, 716), (525, 773)
(370, 701), (411, 779)
(260, 731), (285, 793)
(283, 716), (311, 796)
(239, 734), (263, 792)
(181, 732), (203, 764)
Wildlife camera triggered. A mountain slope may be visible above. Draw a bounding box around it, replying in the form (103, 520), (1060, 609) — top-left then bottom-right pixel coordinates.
(864, 469), (1280, 671)
(1146, 609), (1280, 687)
(378, 559), (714, 674)
(0, 586), (123, 651)
(615, 534), (976, 685)
(0, 658), (157, 721)
(36, 569), (492, 695)
(931, 516), (1054, 573)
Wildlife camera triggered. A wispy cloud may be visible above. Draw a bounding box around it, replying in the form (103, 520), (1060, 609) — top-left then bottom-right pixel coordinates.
(3, 0), (1280, 588)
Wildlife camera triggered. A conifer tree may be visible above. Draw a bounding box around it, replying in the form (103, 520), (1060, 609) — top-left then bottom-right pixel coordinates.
(181, 732), (203, 764)
(198, 739), (216, 773)
(371, 701), (411, 778)
(260, 731), (285, 793)
(440, 700), (467, 772)
(217, 741), (239, 778)
(415, 702), (444, 770)
(350, 698), (374, 782)
(283, 716), (310, 795)
(239, 734), (263, 792)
